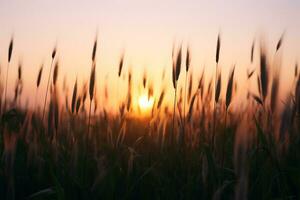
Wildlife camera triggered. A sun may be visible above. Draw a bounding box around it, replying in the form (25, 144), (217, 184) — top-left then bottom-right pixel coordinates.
(138, 95), (154, 111)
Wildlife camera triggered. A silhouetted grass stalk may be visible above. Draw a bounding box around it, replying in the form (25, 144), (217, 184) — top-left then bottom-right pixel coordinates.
(4, 63), (10, 110)
(42, 59), (54, 121)
(212, 64), (218, 149)
(183, 72), (187, 129)
(171, 43), (182, 145)
(172, 84), (177, 145)
(212, 34), (220, 150)
(88, 36), (97, 137)
(87, 97), (92, 137)
(42, 48), (56, 121)
(4, 38), (13, 110)
(183, 45), (190, 136)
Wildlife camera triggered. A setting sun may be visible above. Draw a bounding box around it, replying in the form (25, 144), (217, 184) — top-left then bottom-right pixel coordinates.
(138, 95), (154, 111)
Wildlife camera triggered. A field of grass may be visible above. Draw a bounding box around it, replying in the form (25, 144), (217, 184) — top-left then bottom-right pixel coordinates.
(0, 34), (300, 199)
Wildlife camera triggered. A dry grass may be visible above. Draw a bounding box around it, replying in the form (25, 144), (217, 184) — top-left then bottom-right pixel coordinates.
(0, 34), (299, 200)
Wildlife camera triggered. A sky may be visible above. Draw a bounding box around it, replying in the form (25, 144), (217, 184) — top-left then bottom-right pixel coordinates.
(0, 0), (299, 110)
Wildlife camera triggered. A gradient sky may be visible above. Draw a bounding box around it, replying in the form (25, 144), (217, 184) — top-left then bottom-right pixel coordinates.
(0, 0), (299, 110)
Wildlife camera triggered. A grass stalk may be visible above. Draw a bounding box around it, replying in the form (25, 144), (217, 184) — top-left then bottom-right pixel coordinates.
(42, 59), (54, 121)
(4, 63), (10, 110)
(172, 84), (177, 145)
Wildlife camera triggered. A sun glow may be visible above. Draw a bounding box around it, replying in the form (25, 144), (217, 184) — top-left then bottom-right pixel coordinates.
(138, 95), (154, 111)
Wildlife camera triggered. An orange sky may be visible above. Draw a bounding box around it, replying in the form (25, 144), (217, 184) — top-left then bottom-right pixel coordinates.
(0, 0), (299, 111)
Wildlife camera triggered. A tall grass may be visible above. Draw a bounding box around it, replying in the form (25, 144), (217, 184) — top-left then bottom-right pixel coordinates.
(171, 43), (182, 145)
(0, 33), (300, 200)
(183, 45), (191, 145)
(212, 33), (221, 149)
(42, 47), (56, 121)
(3, 37), (14, 111)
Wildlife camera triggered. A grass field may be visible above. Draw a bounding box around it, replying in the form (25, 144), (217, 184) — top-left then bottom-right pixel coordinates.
(0, 35), (300, 199)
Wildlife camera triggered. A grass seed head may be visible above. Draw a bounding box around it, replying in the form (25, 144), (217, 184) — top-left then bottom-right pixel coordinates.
(53, 61), (59, 86)
(92, 36), (97, 62)
(175, 44), (182, 82)
(260, 45), (269, 101)
(71, 79), (78, 114)
(52, 46), (57, 59)
(76, 96), (81, 114)
(276, 32), (285, 52)
(37, 65), (43, 88)
(188, 72), (193, 102)
(8, 37), (14, 63)
(172, 63), (176, 89)
(295, 62), (298, 78)
(216, 33), (221, 64)
(215, 72), (221, 103)
(118, 52), (124, 77)
(247, 69), (255, 79)
(157, 89), (165, 109)
(89, 63), (96, 101)
(143, 69), (147, 88)
(251, 39), (255, 63)
(18, 62), (22, 81)
(226, 66), (235, 110)
(186, 45), (191, 72)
